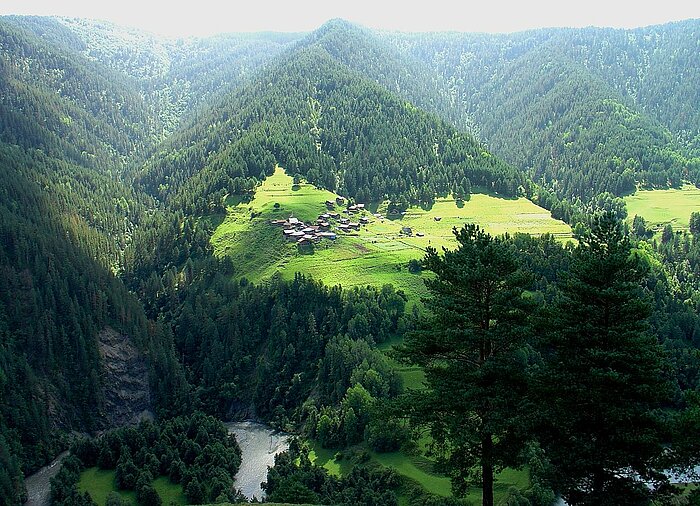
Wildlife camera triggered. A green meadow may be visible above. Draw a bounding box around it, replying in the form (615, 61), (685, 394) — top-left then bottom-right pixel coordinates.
(78, 467), (186, 506)
(211, 167), (572, 303)
(625, 185), (700, 231)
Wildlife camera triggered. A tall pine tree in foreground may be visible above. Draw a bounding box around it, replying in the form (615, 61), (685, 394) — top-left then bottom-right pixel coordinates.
(535, 213), (672, 505)
(396, 224), (533, 506)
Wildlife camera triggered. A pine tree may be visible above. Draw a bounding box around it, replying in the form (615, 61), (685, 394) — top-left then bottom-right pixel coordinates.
(396, 224), (533, 506)
(535, 213), (673, 504)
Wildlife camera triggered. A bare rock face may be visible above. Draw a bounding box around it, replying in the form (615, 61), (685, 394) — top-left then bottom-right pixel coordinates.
(98, 327), (154, 428)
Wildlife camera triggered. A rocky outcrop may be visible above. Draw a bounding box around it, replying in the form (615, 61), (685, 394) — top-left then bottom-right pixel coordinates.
(98, 328), (154, 428)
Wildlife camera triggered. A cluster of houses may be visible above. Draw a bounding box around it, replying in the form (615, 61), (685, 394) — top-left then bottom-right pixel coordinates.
(270, 196), (372, 246)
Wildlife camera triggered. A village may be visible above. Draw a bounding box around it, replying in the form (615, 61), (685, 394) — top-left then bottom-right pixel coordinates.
(270, 197), (410, 246)
(269, 196), (380, 246)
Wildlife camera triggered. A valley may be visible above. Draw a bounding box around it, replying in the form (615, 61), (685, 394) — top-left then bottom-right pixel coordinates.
(1, 12), (700, 506)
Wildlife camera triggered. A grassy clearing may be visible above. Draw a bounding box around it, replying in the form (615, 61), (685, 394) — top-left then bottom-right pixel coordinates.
(78, 468), (135, 505)
(153, 476), (187, 505)
(625, 185), (700, 231)
(211, 167), (571, 303)
(78, 468), (186, 506)
(307, 441), (353, 477)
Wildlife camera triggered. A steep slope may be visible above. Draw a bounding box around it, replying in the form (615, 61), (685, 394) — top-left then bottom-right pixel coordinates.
(384, 22), (700, 202)
(0, 19), (188, 505)
(297, 19), (476, 132)
(0, 17), (160, 171)
(7, 15), (303, 138)
(137, 35), (521, 212)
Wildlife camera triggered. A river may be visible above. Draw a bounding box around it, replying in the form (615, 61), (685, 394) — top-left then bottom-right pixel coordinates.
(225, 421), (290, 501)
(23, 451), (69, 506)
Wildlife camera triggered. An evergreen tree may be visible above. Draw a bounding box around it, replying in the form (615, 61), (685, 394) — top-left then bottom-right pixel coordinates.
(534, 213), (673, 504)
(396, 224), (533, 506)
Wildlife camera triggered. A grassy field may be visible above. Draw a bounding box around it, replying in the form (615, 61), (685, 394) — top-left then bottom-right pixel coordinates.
(625, 185), (700, 232)
(78, 468), (186, 506)
(211, 167), (572, 303)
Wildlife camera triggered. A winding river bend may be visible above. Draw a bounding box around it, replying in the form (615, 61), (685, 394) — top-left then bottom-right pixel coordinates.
(225, 421), (290, 500)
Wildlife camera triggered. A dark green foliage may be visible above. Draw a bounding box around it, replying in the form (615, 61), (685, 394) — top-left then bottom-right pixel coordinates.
(263, 438), (399, 505)
(396, 224), (534, 505)
(388, 22), (700, 202)
(690, 212), (700, 236)
(137, 38), (521, 212)
(105, 491), (129, 506)
(0, 432), (26, 506)
(50, 456), (96, 506)
(2, 14), (700, 506)
(533, 214), (673, 504)
(50, 413), (241, 505)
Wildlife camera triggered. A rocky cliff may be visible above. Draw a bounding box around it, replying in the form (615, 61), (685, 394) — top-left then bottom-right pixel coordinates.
(98, 328), (154, 428)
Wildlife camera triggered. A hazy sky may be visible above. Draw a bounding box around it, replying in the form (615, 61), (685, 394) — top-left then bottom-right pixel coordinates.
(1, 0), (699, 37)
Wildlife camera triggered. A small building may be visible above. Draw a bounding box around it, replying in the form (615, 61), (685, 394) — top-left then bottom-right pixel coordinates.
(318, 232), (337, 240)
(339, 224), (350, 231)
(339, 218), (350, 224)
(319, 222), (330, 230)
(401, 226), (412, 235)
(348, 204), (358, 212)
(288, 217), (300, 226)
(416, 232), (425, 237)
(291, 230), (305, 238)
(329, 212), (340, 219)
(356, 203), (365, 209)
(359, 216), (370, 224)
(434, 216), (442, 222)
(349, 222), (360, 230)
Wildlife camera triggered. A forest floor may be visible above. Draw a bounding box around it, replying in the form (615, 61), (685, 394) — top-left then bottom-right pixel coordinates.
(210, 167), (572, 304)
(625, 184), (700, 233)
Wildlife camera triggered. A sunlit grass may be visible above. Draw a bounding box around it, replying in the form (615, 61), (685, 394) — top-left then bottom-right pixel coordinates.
(78, 468), (186, 506)
(625, 185), (700, 231)
(210, 167), (571, 303)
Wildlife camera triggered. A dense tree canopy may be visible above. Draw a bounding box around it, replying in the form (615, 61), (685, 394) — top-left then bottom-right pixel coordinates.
(396, 224), (533, 505)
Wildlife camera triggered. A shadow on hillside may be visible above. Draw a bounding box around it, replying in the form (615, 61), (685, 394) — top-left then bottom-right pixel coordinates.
(225, 194), (252, 207)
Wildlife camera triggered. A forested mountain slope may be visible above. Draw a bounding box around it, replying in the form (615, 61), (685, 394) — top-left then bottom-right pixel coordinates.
(0, 18), (186, 503)
(385, 21), (700, 201)
(2, 14), (700, 506)
(6, 15), (302, 138)
(0, 18), (160, 171)
(137, 32), (521, 212)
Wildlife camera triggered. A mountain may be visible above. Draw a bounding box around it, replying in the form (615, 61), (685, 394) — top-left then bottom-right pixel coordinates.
(1, 14), (700, 505)
(136, 21), (521, 213)
(383, 21), (700, 202)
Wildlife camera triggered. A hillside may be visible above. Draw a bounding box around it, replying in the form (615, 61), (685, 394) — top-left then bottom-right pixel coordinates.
(1, 14), (700, 506)
(384, 22), (700, 202)
(211, 167), (571, 302)
(6, 16), (301, 138)
(136, 25), (521, 212)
